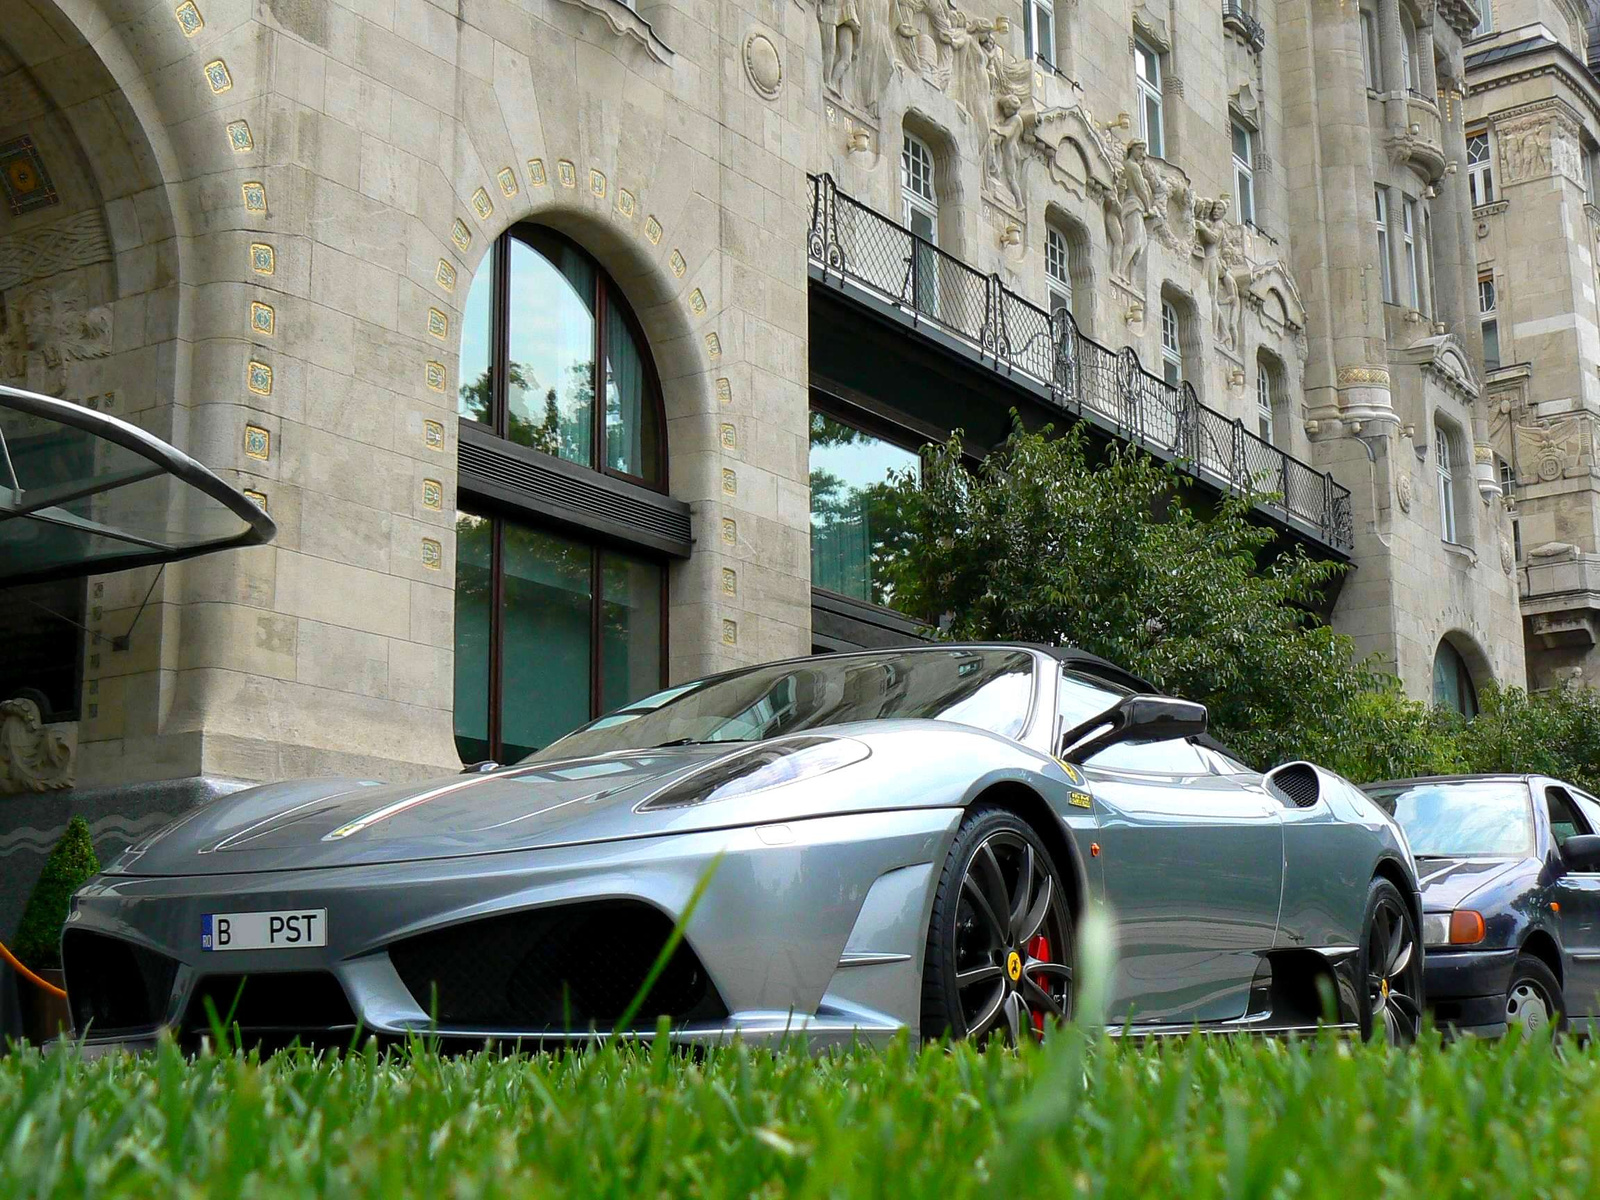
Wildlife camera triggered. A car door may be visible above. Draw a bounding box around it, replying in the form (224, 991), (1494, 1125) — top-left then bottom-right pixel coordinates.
(1550, 784), (1600, 1015)
(1058, 671), (1284, 1025)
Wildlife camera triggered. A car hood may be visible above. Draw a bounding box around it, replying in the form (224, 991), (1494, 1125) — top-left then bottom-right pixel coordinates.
(102, 720), (1023, 876)
(1414, 856), (1527, 911)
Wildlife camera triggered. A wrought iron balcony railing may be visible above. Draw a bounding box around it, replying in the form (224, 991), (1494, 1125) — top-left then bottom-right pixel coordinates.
(1222, 0), (1267, 51)
(806, 173), (1355, 555)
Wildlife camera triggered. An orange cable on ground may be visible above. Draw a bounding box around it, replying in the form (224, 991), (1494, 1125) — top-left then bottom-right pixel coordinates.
(0, 939), (66, 999)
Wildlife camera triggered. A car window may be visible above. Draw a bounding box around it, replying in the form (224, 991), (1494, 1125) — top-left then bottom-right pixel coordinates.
(1546, 787), (1590, 849)
(1056, 670), (1211, 776)
(1574, 792), (1600, 833)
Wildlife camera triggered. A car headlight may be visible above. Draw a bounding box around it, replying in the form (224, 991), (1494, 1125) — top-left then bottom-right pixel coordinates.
(638, 737), (870, 811)
(1422, 910), (1485, 947)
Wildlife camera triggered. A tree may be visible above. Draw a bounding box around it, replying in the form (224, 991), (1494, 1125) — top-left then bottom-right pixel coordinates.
(14, 816), (100, 970)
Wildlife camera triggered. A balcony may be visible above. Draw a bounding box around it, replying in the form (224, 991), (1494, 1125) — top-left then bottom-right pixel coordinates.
(806, 174), (1354, 556)
(1398, 92), (1446, 178)
(1222, 0), (1266, 52)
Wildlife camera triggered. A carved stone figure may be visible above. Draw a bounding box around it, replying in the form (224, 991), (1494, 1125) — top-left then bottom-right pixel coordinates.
(892, 0), (959, 91)
(987, 93), (1030, 209)
(1111, 140), (1156, 283)
(0, 697), (74, 793)
(818, 0), (862, 94)
(0, 278), (112, 396)
(1499, 118), (1553, 184)
(1195, 197), (1242, 350)
(1513, 415), (1596, 483)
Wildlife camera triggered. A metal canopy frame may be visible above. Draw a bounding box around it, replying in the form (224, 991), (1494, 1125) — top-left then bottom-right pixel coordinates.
(0, 383), (277, 587)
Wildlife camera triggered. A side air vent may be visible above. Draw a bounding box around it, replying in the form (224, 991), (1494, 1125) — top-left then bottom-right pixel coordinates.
(387, 901), (727, 1033)
(62, 929), (180, 1035)
(1267, 762), (1322, 808)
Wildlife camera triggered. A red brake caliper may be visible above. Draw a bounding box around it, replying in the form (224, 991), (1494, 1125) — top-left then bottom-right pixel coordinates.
(1025, 935), (1050, 1033)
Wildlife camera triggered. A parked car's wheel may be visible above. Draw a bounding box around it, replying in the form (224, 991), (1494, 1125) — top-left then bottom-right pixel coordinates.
(921, 807), (1073, 1044)
(1358, 877), (1423, 1044)
(1505, 953), (1564, 1037)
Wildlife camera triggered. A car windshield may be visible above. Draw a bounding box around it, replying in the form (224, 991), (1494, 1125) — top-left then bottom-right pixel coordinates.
(526, 648), (1037, 761)
(1365, 781), (1536, 858)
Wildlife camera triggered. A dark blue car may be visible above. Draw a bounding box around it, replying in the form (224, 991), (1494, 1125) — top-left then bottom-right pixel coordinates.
(1364, 775), (1600, 1037)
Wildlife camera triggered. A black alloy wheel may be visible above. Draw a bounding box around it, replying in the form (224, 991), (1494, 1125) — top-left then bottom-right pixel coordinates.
(1358, 877), (1423, 1044)
(922, 807), (1074, 1045)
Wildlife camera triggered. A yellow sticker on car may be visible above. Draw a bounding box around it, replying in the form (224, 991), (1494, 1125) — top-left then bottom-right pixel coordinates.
(1068, 793), (1092, 810)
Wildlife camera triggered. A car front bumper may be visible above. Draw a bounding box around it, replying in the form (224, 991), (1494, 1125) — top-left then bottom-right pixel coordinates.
(63, 808), (960, 1048)
(1423, 946), (1517, 1036)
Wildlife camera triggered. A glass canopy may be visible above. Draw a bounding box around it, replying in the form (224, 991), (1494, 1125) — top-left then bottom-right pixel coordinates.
(0, 384), (276, 586)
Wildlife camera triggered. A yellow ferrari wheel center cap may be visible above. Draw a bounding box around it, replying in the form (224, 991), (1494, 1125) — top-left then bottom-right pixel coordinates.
(1006, 951), (1022, 982)
(1380, 978), (1390, 1001)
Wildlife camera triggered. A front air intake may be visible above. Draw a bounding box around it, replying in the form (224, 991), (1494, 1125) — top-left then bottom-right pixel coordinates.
(62, 929), (180, 1035)
(180, 971), (357, 1036)
(1268, 762), (1322, 809)
(387, 901), (726, 1032)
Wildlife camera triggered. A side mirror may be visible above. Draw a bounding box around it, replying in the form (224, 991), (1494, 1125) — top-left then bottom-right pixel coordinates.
(1060, 694), (1209, 764)
(460, 760), (501, 775)
(1562, 833), (1600, 873)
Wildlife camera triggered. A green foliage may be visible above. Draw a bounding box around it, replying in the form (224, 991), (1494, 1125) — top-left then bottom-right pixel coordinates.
(13, 816), (99, 971)
(878, 419), (1600, 784)
(2, 1030), (1599, 1196)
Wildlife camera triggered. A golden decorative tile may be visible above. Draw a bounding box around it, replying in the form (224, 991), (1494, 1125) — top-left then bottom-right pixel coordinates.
(721, 619), (738, 646)
(589, 168), (606, 198)
(241, 180), (267, 211)
(716, 377), (732, 404)
(226, 120), (253, 152)
(203, 59), (232, 93)
(496, 167), (519, 198)
(705, 331), (722, 359)
(426, 308), (449, 339)
(424, 419), (445, 450)
(470, 187), (493, 220)
(721, 468), (737, 496)
(421, 538), (443, 569)
(451, 220), (472, 252)
(557, 160), (576, 187)
(528, 158), (547, 186)
(247, 360), (273, 395)
(250, 301), (274, 336)
(721, 567), (737, 595)
(617, 189), (635, 218)
(689, 288), (706, 316)
(424, 360), (447, 392)
(243, 489), (268, 512)
(175, 1), (204, 35)
(244, 424), (271, 460)
(720, 517), (736, 545)
(250, 242), (275, 275)
(645, 216), (663, 245)
(719, 422), (736, 450)
(421, 479), (443, 510)
(669, 249), (686, 278)
(435, 259), (457, 291)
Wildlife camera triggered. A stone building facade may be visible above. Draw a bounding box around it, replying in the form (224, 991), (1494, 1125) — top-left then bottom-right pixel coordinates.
(1463, 0), (1600, 689)
(0, 0), (1532, 919)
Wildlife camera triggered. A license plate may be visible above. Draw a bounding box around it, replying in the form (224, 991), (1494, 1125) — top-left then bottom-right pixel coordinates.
(202, 909), (327, 952)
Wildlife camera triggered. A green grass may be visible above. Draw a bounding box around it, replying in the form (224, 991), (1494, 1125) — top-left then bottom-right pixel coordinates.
(3, 1027), (1600, 1198)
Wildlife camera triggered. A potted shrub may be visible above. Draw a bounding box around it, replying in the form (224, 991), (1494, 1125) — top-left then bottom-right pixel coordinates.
(13, 816), (98, 1042)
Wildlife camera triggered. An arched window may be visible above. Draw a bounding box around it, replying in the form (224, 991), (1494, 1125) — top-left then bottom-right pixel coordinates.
(454, 228), (668, 764)
(1256, 352), (1284, 445)
(1433, 640), (1479, 717)
(1161, 300), (1183, 385)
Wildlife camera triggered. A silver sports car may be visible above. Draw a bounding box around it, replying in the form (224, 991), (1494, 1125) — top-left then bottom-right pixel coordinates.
(64, 644), (1423, 1047)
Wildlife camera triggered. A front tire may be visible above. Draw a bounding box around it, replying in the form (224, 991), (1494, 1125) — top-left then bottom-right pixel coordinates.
(1358, 876), (1423, 1044)
(1505, 954), (1564, 1038)
(921, 807), (1073, 1044)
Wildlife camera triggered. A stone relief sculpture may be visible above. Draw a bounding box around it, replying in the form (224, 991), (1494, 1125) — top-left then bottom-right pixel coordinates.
(0, 697), (75, 794)
(1513, 415), (1596, 482)
(0, 277), (112, 396)
(1195, 197), (1244, 351)
(1108, 141), (1156, 283)
(818, 0), (862, 94)
(1499, 118), (1553, 184)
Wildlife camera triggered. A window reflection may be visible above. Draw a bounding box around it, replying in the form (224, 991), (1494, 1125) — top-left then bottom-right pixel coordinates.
(453, 512), (494, 763)
(500, 524), (593, 762)
(507, 233), (595, 465)
(458, 255), (494, 425)
(809, 411), (920, 607)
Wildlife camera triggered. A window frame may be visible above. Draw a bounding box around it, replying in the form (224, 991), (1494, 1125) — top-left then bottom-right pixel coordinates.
(1467, 128), (1494, 206)
(1045, 224), (1072, 315)
(1471, 1), (1493, 38)
(1232, 118), (1256, 227)
(901, 132), (939, 239)
(1402, 196), (1421, 309)
(1479, 271), (1500, 371)
(1160, 300), (1183, 385)
(459, 226), (669, 492)
(454, 505), (669, 764)
(1135, 37), (1165, 159)
(1436, 425), (1458, 544)
(1025, 0), (1056, 68)
(1375, 187), (1394, 303)
(1256, 365), (1275, 443)
(1361, 8), (1383, 90)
